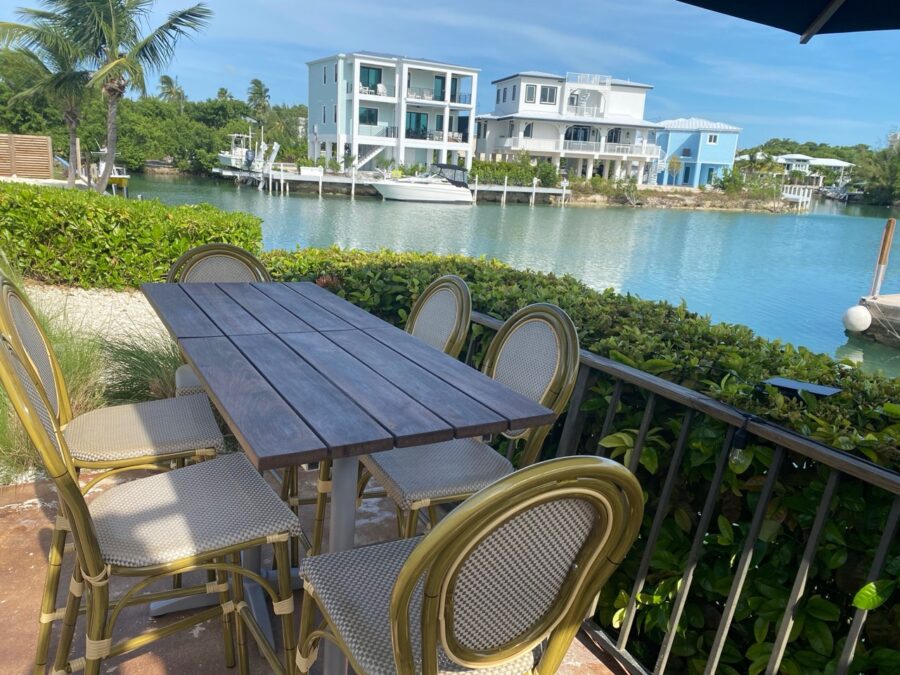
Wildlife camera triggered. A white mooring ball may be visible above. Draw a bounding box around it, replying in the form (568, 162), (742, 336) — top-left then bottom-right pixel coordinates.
(842, 305), (872, 332)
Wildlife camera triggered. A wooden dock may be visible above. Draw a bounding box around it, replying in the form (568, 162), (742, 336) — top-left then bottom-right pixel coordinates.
(860, 294), (900, 348)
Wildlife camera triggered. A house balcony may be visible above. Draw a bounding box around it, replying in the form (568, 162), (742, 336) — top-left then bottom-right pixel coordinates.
(500, 137), (660, 158)
(405, 128), (468, 143)
(566, 72), (612, 87)
(566, 104), (605, 118)
(358, 124), (398, 139)
(348, 81), (396, 97)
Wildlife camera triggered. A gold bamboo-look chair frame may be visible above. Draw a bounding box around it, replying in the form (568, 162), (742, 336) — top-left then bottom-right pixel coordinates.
(306, 276), (473, 555)
(296, 455), (643, 674)
(166, 242), (272, 284)
(0, 334), (299, 675)
(358, 302), (581, 540)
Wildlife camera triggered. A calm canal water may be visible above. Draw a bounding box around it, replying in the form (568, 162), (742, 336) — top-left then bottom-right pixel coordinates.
(129, 174), (900, 377)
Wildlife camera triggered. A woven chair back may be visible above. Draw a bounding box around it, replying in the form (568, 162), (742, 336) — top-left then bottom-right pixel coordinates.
(391, 456), (643, 673)
(167, 243), (270, 283)
(482, 303), (579, 448)
(405, 275), (471, 358)
(0, 276), (72, 425)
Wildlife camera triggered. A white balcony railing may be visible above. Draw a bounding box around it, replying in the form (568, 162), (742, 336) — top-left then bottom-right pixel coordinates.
(566, 72), (612, 87)
(498, 137), (660, 158)
(566, 105), (604, 118)
(358, 83), (395, 97)
(358, 124), (398, 138)
(407, 86), (436, 101)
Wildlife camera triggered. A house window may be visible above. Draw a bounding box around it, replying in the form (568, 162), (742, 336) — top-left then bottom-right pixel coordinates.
(508, 121), (515, 137)
(496, 88), (501, 104)
(511, 85), (517, 101)
(333, 105), (337, 123)
(568, 93), (578, 107)
(322, 106), (326, 124)
(707, 133), (719, 144)
(360, 66), (382, 90)
(540, 86), (557, 104)
(359, 107), (378, 125)
(524, 123), (533, 138)
(334, 63), (338, 82)
(323, 66), (327, 85)
(681, 148), (692, 157)
(607, 127), (622, 143)
(502, 87), (507, 103)
(436, 114), (444, 131)
(525, 84), (536, 103)
(682, 165), (692, 184)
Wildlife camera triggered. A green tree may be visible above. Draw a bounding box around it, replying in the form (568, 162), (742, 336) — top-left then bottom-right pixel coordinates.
(216, 86), (231, 100)
(0, 8), (90, 187)
(157, 74), (185, 113)
(59, 0), (212, 192)
(247, 78), (269, 118)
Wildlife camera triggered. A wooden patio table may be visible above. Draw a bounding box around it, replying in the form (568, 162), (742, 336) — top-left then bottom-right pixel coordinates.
(142, 280), (556, 673)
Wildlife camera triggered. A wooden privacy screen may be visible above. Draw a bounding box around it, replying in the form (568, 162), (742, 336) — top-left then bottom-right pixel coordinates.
(0, 134), (53, 179)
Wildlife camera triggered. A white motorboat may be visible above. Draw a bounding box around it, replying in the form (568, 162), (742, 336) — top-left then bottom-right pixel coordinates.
(373, 164), (473, 204)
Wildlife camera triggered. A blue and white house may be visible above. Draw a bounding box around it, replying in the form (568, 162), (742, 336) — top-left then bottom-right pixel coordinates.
(655, 118), (741, 187)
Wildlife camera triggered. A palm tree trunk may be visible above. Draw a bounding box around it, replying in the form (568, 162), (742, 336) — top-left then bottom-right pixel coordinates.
(95, 92), (120, 194)
(66, 117), (78, 189)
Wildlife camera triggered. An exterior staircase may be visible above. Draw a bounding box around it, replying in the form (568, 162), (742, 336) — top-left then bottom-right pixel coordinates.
(356, 145), (386, 170)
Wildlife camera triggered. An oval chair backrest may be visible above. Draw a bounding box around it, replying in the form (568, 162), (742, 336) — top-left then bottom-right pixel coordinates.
(405, 275), (471, 358)
(390, 456), (643, 675)
(481, 304), (579, 450)
(0, 337), (100, 577)
(0, 277), (72, 425)
(167, 243), (271, 283)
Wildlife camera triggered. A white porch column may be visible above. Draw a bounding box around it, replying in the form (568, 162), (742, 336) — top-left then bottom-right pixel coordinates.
(398, 64), (408, 167)
(350, 59), (360, 167)
(613, 159), (621, 180)
(636, 160), (646, 185)
(440, 104), (450, 163)
(585, 159), (594, 180)
(465, 71), (477, 170)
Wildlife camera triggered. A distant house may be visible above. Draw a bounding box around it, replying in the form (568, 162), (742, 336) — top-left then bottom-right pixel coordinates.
(655, 118), (740, 187)
(889, 132), (900, 150)
(772, 154), (854, 186)
(475, 71), (663, 184)
(306, 51), (478, 170)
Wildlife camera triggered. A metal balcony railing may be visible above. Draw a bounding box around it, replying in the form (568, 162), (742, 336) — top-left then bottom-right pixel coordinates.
(464, 310), (899, 675)
(449, 92), (472, 104)
(358, 124), (398, 138)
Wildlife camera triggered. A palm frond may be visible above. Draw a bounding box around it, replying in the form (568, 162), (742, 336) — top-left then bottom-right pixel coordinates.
(129, 3), (212, 73)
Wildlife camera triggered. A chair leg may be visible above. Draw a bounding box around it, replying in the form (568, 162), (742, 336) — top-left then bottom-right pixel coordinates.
(288, 468), (301, 567)
(82, 575), (110, 675)
(401, 509), (419, 538)
(427, 505), (440, 529)
(296, 586), (318, 675)
(310, 460), (331, 556)
(34, 524), (67, 673)
(274, 541), (296, 675)
(356, 467), (371, 504)
(230, 553), (249, 675)
(215, 560), (236, 668)
(52, 566), (84, 674)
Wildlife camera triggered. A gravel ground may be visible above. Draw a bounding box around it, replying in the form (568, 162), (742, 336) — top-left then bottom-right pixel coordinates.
(24, 281), (169, 343)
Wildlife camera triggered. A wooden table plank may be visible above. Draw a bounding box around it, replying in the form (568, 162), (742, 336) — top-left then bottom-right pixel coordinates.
(180, 283), (269, 336)
(218, 283), (315, 334)
(286, 282), (385, 329)
(231, 334), (394, 458)
(253, 283), (354, 331)
(141, 283), (222, 338)
(365, 325), (557, 430)
(180, 336), (326, 468)
(280, 332), (453, 447)
(325, 329), (508, 438)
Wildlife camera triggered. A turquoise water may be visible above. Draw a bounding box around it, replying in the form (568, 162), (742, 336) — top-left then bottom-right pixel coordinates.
(128, 174), (900, 377)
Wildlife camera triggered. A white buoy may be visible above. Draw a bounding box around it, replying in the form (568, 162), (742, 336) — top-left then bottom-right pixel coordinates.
(842, 305), (872, 332)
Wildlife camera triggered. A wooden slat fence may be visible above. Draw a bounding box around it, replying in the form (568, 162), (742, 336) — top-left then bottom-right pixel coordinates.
(0, 133), (53, 179)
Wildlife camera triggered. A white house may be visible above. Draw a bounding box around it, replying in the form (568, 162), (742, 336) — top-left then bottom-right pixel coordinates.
(475, 72), (662, 183)
(773, 153), (854, 186)
(306, 51), (478, 171)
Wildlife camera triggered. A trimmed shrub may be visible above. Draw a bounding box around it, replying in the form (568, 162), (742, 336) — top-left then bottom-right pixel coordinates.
(0, 182), (262, 288)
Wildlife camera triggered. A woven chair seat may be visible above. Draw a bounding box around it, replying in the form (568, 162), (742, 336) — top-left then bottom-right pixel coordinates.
(90, 453), (301, 567)
(174, 363), (205, 397)
(361, 438), (514, 511)
(299, 537), (536, 674)
(63, 393), (224, 463)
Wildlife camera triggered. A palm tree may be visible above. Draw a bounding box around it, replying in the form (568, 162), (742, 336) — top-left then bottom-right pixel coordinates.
(0, 9), (90, 187)
(60, 0), (212, 193)
(158, 73), (185, 113)
(216, 86), (232, 100)
(247, 78), (269, 118)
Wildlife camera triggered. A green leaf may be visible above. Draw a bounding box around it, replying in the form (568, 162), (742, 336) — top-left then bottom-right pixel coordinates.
(642, 358), (676, 374)
(883, 402), (900, 418)
(599, 431), (633, 449)
(611, 606), (626, 629)
(805, 595), (840, 622)
(674, 507), (692, 532)
(852, 579), (897, 610)
(608, 350), (638, 368)
(753, 617), (769, 643)
(717, 515), (734, 545)
(805, 618), (833, 656)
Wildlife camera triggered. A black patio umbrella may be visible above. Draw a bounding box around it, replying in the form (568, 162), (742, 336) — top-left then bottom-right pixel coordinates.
(678, 0), (900, 43)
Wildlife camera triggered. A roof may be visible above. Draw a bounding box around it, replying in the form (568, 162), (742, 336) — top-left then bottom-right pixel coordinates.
(658, 117), (741, 132)
(476, 111), (663, 129)
(774, 154), (854, 168)
(491, 72), (653, 88)
(306, 51), (479, 72)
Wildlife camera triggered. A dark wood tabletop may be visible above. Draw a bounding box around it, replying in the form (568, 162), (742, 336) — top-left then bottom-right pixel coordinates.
(142, 281), (556, 470)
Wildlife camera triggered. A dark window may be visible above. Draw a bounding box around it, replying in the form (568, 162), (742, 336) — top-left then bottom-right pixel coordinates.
(502, 87), (507, 103)
(681, 147), (692, 157)
(322, 106), (326, 124)
(524, 123), (533, 138)
(434, 75), (446, 101)
(683, 165), (692, 184)
(511, 85), (517, 101)
(360, 66), (382, 90)
(607, 127), (622, 143)
(525, 84), (536, 103)
(540, 86), (557, 104)
(406, 111), (428, 139)
(496, 88), (501, 104)
(359, 107), (378, 125)
(333, 105), (337, 123)
(565, 126), (590, 142)
(436, 114), (444, 131)
(334, 63), (338, 82)
(323, 66), (327, 85)
(508, 121), (514, 137)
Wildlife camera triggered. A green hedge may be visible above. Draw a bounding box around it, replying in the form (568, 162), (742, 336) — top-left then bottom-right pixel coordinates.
(264, 247), (900, 674)
(0, 182), (261, 288)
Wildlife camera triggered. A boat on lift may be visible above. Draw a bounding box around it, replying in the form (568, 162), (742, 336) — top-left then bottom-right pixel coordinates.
(90, 148), (130, 194)
(372, 164), (473, 203)
(217, 125), (269, 172)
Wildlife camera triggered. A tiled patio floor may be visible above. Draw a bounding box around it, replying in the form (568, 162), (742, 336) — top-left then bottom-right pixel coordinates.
(0, 466), (624, 674)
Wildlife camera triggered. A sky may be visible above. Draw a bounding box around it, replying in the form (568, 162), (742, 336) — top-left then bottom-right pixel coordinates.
(4, 0), (899, 148)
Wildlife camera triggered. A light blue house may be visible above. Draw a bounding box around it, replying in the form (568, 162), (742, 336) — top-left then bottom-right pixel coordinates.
(655, 118), (740, 187)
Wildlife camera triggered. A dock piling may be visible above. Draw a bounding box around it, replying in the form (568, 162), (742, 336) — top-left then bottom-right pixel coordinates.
(870, 218), (896, 297)
(318, 173), (323, 198)
(351, 167), (356, 200)
(530, 177), (537, 207)
(473, 175), (479, 203)
(501, 176), (508, 206)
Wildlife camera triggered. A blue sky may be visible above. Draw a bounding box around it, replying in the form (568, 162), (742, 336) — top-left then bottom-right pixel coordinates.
(6, 0), (900, 148)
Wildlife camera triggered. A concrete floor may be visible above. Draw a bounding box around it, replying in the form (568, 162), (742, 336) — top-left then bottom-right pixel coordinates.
(0, 466), (624, 674)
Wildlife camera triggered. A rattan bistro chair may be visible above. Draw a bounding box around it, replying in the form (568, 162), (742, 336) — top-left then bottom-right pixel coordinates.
(295, 455), (643, 675)
(167, 243), (271, 397)
(359, 303), (580, 539)
(308, 276), (473, 555)
(0, 335), (301, 675)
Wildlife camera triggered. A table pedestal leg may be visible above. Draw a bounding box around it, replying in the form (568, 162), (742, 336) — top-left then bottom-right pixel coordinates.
(323, 456), (359, 675)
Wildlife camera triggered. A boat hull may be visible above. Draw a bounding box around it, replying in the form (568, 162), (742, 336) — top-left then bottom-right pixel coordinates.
(373, 181), (472, 204)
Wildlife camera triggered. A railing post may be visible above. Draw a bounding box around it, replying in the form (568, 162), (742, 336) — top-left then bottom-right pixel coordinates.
(556, 364), (598, 457)
(596, 379), (624, 451)
(473, 174), (478, 203)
